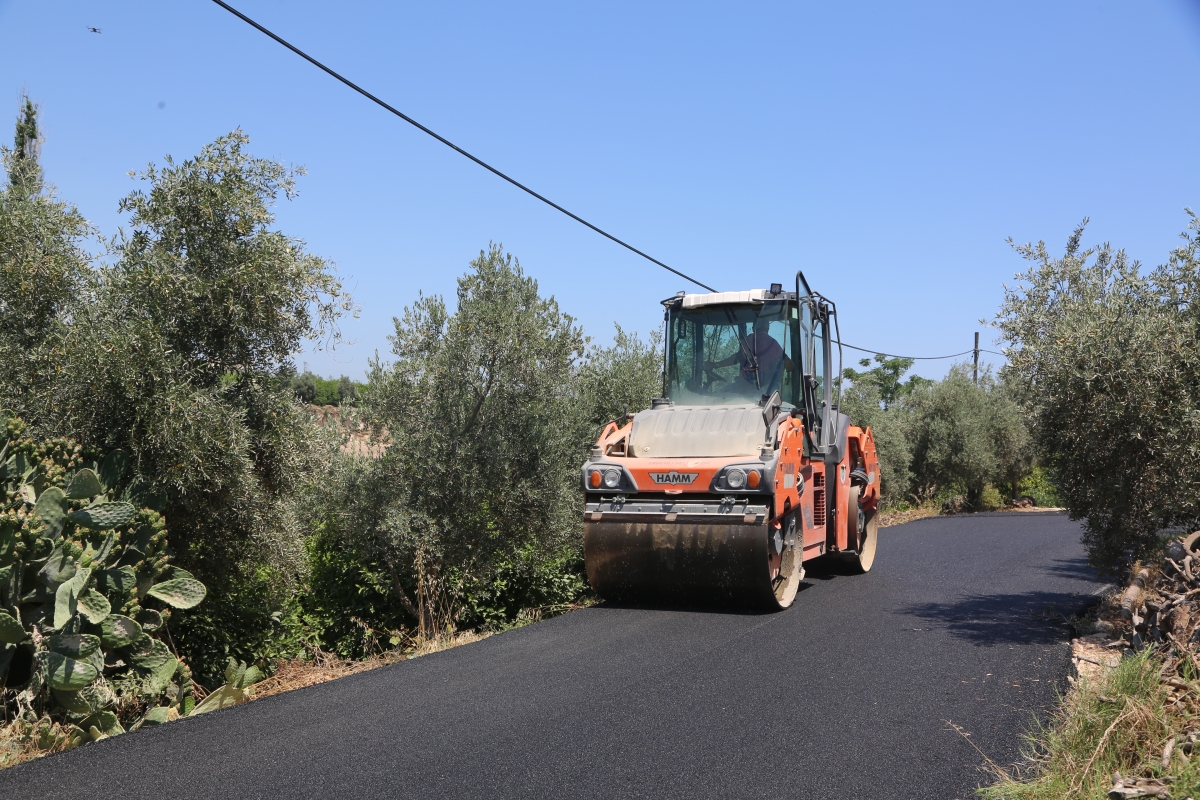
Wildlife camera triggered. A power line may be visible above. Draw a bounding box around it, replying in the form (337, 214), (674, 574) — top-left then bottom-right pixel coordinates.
(838, 342), (1007, 361)
(208, 0), (718, 293)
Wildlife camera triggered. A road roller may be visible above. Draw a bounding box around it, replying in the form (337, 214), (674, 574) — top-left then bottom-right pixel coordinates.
(582, 272), (881, 609)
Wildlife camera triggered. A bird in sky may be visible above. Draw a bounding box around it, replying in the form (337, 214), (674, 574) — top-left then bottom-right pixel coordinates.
(86, 26), (101, 33)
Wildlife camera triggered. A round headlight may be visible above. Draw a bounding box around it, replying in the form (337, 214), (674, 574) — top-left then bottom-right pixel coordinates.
(603, 469), (621, 489)
(726, 468), (746, 489)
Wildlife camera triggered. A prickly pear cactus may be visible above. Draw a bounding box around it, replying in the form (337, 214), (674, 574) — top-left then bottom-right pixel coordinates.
(0, 413), (208, 749)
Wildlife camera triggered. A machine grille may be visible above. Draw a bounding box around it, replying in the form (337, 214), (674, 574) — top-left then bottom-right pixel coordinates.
(812, 472), (826, 527)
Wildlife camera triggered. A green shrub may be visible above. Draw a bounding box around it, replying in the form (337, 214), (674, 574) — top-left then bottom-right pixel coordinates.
(0, 128), (356, 680)
(302, 529), (409, 659)
(169, 565), (310, 686)
(450, 546), (589, 632)
(841, 358), (1034, 509)
(979, 484), (1004, 510)
(1019, 466), (1061, 507)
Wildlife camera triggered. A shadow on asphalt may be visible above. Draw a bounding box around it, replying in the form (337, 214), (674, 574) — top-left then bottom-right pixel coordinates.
(1043, 557), (1107, 583)
(895, 590), (1105, 646)
(596, 575), (822, 616)
(596, 598), (778, 616)
(802, 555), (865, 580)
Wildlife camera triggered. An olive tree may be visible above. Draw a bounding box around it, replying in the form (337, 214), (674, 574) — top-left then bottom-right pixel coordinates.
(16, 130), (354, 678)
(904, 365), (1030, 508)
(997, 216), (1200, 571)
(340, 245), (587, 635)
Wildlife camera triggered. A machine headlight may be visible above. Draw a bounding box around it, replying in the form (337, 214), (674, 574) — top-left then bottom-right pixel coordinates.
(603, 469), (621, 489)
(726, 468), (746, 489)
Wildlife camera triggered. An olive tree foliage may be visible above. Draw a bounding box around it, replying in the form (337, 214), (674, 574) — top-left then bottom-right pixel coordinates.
(843, 355), (931, 409)
(0, 96), (95, 413)
(332, 245), (587, 635)
(838, 381), (913, 507)
(576, 323), (664, 434)
(996, 216), (1200, 571)
(904, 365), (1031, 507)
(3, 129), (355, 676)
(840, 356), (1031, 508)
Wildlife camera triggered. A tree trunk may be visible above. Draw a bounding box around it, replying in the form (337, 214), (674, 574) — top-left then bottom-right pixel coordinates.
(382, 554), (421, 625)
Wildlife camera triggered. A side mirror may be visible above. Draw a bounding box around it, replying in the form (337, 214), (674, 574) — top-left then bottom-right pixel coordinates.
(761, 390), (782, 430)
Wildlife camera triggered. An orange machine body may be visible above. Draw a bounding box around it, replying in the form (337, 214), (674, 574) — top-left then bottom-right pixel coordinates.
(589, 414), (880, 564)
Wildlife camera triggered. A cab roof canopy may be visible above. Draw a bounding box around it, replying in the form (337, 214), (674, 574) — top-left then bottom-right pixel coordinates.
(682, 289), (767, 308)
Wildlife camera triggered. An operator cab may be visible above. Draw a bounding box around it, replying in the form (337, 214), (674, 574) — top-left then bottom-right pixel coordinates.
(658, 272), (849, 463)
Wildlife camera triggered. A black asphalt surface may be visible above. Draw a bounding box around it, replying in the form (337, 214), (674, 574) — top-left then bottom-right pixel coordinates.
(2, 511), (1106, 800)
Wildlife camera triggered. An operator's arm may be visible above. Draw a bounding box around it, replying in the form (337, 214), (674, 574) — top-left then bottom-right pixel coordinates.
(706, 352), (741, 370)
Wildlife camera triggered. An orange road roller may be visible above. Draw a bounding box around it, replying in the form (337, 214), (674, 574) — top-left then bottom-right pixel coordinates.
(582, 272), (880, 609)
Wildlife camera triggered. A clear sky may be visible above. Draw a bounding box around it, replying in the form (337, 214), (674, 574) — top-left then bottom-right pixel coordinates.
(2, 0), (1199, 381)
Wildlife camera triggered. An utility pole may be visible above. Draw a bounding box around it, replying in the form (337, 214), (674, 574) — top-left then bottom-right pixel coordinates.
(973, 332), (979, 386)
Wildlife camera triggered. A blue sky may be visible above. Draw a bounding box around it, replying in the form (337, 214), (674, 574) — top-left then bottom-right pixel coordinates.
(2, 0), (1199, 381)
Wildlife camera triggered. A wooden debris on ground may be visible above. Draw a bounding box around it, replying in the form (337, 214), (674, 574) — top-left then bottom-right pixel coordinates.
(1108, 771), (1174, 799)
(1072, 531), (1200, 795)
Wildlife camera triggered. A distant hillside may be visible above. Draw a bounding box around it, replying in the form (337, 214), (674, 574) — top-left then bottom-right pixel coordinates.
(309, 404), (387, 458)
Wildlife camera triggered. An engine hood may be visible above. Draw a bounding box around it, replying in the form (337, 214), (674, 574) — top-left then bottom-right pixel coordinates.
(627, 404), (767, 459)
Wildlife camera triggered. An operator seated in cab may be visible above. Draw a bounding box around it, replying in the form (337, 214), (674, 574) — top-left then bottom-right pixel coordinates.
(704, 316), (794, 390)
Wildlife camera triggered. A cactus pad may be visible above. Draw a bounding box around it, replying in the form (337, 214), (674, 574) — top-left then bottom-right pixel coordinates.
(38, 545), (76, 589)
(225, 658), (246, 687)
(64, 468), (102, 500)
(190, 684), (248, 715)
(96, 565), (137, 594)
(89, 533), (116, 567)
(146, 577), (206, 609)
(142, 706), (171, 726)
(52, 688), (92, 715)
(145, 654), (179, 693)
(98, 614), (142, 649)
(0, 611), (26, 644)
(97, 449), (128, 492)
(40, 651), (98, 691)
(134, 608), (162, 632)
(76, 588), (111, 624)
(81, 710), (123, 737)
(240, 665), (263, 688)
(32, 486), (66, 538)
(68, 501), (136, 531)
(53, 567), (91, 630)
(128, 637), (173, 671)
(46, 633), (101, 658)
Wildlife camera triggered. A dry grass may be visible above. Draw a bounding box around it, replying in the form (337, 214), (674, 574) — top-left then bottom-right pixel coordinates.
(249, 631), (492, 702)
(979, 650), (1200, 799)
(877, 503), (1065, 530)
(0, 718), (76, 770)
(878, 504), (941, 528)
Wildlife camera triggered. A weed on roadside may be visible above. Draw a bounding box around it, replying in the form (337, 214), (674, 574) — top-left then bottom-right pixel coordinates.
(980, 649), (1200, 799)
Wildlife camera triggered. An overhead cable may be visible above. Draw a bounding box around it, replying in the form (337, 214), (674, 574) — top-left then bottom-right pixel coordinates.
(837, 342), (1007, 361)
(209, 0), (718, 293)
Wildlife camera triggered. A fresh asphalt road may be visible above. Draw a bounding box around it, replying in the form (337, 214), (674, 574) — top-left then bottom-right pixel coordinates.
(2, 511), (1106, 800)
